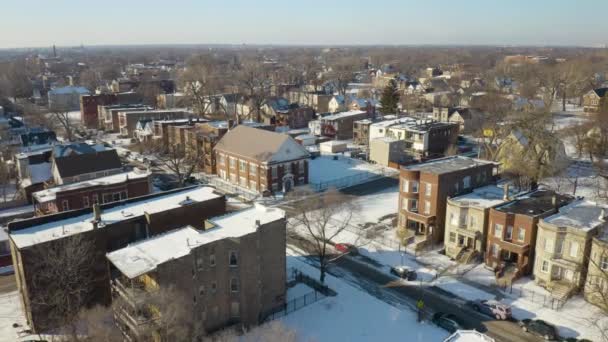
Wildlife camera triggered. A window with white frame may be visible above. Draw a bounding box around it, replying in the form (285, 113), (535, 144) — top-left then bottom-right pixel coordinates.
(219, 153), (226, 165)
(249, 163), (257, 176)
(82, 196), (90, 208)
(541, 260), (549, 273)
(470, 215), (476, 229)
(410, 199), (418, 212)
(62, 200), (69, 211)
(229, 157), (236, 168)
(450, 212), (458, 225)
(230, 278), (239, 292)
(556, 239), (564, 255)
(505, 226), (513, 240)
(402, 179), (409, 192)
(424, 200), (431, 215)
(425, 183), (432, 197)
(494, 224), (503, 238)
(491, 244), (499, 257)
(570, 241), (579, 258)
(463, 176), (471, 189)
(401, 199), (408, 211)
(544, 238), (554, 253)
(411, 181), (419, 193)
(272, 166), (278, 179)
(449, 232), (456, 243)
(239, 160), (247, 171)
(517, 227), (525, 241)
(601, 255), (608, 271)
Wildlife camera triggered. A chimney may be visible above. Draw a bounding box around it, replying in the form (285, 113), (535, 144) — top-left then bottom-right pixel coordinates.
(255, 220), (261, 230)
(503, 184), (510, 201)
(551, 195), (558, 209)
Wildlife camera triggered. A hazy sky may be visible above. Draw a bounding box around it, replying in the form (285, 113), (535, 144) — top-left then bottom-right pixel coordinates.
(1, 0), (606, 48)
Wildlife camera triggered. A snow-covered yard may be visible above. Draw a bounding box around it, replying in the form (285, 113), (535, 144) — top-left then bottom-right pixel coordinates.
(308, 155), (397, 189)
(0, 290), (28, 342)
(281, 254), (449, 342)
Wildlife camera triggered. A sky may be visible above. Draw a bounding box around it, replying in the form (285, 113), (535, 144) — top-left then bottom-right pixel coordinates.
(1, 0), (606, 48)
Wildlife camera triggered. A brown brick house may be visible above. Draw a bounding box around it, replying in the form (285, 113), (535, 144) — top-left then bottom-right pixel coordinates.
(9, 186), (226, 333)
(398, 156), (496, 249)
(215, 126), (310, 194)
(32, 169), (152, 215)
(485, 190), (573, 282)
(106, 204), (286, 340)
(185, 121), (230, 175)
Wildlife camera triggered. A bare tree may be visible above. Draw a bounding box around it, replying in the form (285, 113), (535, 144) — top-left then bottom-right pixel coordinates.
(48, 105), (77, 142)
(143, 138), (203, 187)
(205, 321), (298, 342)
(179, 55), (227, 118)
(286, 188), (359, 283)
(237, 61), (270, 123)
(141, 285), (194, 342)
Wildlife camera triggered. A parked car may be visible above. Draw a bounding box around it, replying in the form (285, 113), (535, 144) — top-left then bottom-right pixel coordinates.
(466, 299), (512, 320)
(390, 266), (417, 281)
(334, 243), (358, 255)
(432, 312), (464, 333)
(519, 319), (558, 340)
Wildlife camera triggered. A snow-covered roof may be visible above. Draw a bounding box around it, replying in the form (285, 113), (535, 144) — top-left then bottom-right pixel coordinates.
(33, 170), (150, 203)
(10, 187), (221, 249)
(449, 184), (520, 209)
(542, 199), (608, 232)
(321, 110), (367, 121)
(405, 156), (496, 175)
(444, 330), (494, 342)
(28, 162), (52, 184)
(49, 86), (89, 95)
(107, 204), (284, 278)
(370, 117), (416, 128)
(320, 140), (347, 147)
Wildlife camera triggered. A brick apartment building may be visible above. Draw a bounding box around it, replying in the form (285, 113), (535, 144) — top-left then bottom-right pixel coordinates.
(9, 186), (226, 332)
(398, 156), (496, 250)
(185, 121), (231, 175)
(118, 109), (189, 137)
(485, 189), (573, 282)
(215, 126), (310, 194)
(107, 204), (286, 340)
(309, 110), (371, 140)
(80, 92), (143, 129)
(32, 169), (152, 215)
(98, 104), (151, 132)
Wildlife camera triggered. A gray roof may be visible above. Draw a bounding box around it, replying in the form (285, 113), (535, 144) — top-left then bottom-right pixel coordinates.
(405, 156), (495, 175)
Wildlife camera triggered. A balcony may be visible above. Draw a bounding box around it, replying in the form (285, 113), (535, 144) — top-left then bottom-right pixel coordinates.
(111, 277), (156, 309)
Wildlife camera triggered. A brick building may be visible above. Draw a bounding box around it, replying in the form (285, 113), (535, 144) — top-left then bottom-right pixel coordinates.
(485, 190), (573, 282)
(98, 104), (151, 132)
(215, 126), (310, 194)
(107, 204), (286, 340)
(80, 92), (143, 129)
(118, 109), (189, 137)
(32, 169), (152, 215)
(398, 156), (496, 250)
(309, 110), (371, 140)
(50, 143), (123, 185)
(9, 186), (226, 332)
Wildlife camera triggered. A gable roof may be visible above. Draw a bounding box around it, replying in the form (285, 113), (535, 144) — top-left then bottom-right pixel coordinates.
(594, 87), (608, 98)
(54, 149), (122, 178)
(214, 125), (309, 163)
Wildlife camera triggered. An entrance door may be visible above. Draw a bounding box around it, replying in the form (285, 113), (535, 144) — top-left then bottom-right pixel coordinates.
(458, 235), (465, 247)
(552, 266), (563, 280)
(564, 269), (574, 282)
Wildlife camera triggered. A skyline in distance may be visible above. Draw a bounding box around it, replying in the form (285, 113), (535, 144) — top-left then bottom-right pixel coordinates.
(1, 0), (606, 49)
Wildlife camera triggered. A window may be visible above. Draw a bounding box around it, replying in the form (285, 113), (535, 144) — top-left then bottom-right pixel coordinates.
(239, 160), (247, 171)
(229, 157), (236, 168)
(196, 257), (204, 271)
(82, 196), (90, 208)
(102, 194), (112, 203)
(491, 244), (499, 257)
(470, 216), (476, 229)
(410, 199), (418, 212)
(229, 251), (238, 267)
(402, 179), (409, 192)
(92, 194), (99, 205)
(601, 255), (608, 271)
(230, 278), (239, 292)
(505, 226), (513, 240)
(230, 173), (237, 183)
(120, 191), (127, 200)
(219, 153), (226, 165)
(517, 227), (525, 242)
(463, 176), (471, 189)
(299, 161), (305, 174)
(272, 166), (278, 179)
(209, 254), (216, 267)
(249, 180), (257, 190)
(250, 163), (257, 175)
(570, 241), (579, 258)
(449, 232), (456, 243)
(211, 281), (217, 293)
(411, 181), (419, 193)
(494, 224), (503, 238)
(556, 239), (564, 255)
(401, 199), (408, 211)
(239, 176), (247, 187)
(450, 213), (458, 225)
(544, 239), (554, 253)
(425, 183), (432, 197)
(541, 260), (549, 273)
(62, 200), (69, 211)
(230, 302), (240, 318)
(199, 285), (205, 296)
(113, 193), (120, 201)
(454, 182), (460, 193)
(424, 200), (431, 215)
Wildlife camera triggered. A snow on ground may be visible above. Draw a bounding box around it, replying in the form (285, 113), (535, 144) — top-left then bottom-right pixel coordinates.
(286, 283), (314, 301)
(308, 155), (397, 185)
(552, 112), (589, 131)
(337, 184), (399, 226)
(0, 205), (33, 219)
(0, 290), (28, 342)
(433, 277), (495, 301)
(281, 254), (449, 342)
(67, 110), (81, 124)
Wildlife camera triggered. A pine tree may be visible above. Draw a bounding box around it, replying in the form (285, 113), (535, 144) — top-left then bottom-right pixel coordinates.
(380, 79), (400, 114)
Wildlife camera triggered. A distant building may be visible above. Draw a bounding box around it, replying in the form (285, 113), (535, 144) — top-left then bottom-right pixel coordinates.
(20, 129), (57, 148)
(9, 186), (226, 333)
(309, 110), (370, 140)
(48, 86), (89, 110)
(215, 126), (310, 193)
(80, 92), (143, 129)
(369, 138), (410, 167)
(117, 109), (189, 137)
(50, 143), (123, 185)
(98, 104), (151, 132)
(584, 225), (608, 309)
(583, 88), (608, 113)
(486, 190), (573, 283)
(399, 156), (496, 249)
(107, 204), (286, 340)
(33, 169), (152, 215)
(352, 118), (373, 146)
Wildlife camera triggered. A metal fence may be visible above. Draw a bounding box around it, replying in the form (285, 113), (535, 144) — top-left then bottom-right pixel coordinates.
(334, 218), (401, 250)
(263, 290), (328, 322)
(196, 174), (259, 201)
(499, 283), (566, 310)
(309, 167), (397, 192)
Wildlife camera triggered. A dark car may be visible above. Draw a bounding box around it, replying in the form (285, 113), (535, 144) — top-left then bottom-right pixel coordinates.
(466, 299), (512, 320)
(432, 312), (464, 333)
(390, 266), (418, 281)
(519, 319), (558, 340)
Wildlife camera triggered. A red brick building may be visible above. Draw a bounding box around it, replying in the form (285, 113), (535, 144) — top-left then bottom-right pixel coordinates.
(33, 170), (152, 215)
(80, 92), (143, 129)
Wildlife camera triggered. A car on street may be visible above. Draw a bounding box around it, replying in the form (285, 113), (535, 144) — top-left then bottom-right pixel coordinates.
(432, 312), (464, 333)
(519, 319), (558, 340)
(466, 299), (512, 320)
(389, 266), (417, 281)
(334, 243), (358, 255)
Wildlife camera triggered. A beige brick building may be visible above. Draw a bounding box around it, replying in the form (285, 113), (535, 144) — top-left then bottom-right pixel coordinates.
(584, 230), (608, 309)
(534, 200), (607, 299)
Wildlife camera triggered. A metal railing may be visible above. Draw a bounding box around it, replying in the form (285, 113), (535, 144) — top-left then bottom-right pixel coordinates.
(498, 283), (566, 310)
(196, 173), (259, 201)
(309, 166), (397, 192)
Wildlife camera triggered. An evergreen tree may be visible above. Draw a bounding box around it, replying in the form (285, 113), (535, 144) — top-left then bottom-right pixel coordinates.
(380, 79), (400, 114)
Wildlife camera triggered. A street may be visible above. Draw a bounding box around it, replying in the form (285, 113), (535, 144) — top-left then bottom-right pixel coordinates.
(287, 234), (542, 342)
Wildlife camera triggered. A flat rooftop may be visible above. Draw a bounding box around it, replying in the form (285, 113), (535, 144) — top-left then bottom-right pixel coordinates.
(450, 184), (521, 209)
(370, 117), (416, 128)
(321, 110), (367, 121)
(494, 189), (573, 216)
(10, 186), (221, 249)
(32, 170), (150, 203)
(106, 204), (284, 278)
(405, 156), (495, 175)
(444, 330), (495, 342)
(543, 199), (607, 232)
